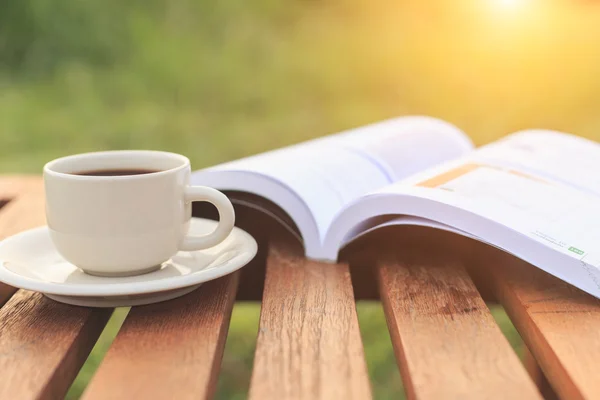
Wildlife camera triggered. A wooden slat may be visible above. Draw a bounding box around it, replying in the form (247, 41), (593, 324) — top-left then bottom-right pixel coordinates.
(0, 176), (112, 399)
(0, 179), (45, 240)
(0, 176), (46, 305)
(0, 292), (112, 399)
(483, 248), (600, 400)
(0, 283), (14, 307)
(360, 227), (541, 399)
(83, 272), (240, 400)
(0, 175), (42, 200)
(248, 237), (372, 400)
(523, 348), (559, 400)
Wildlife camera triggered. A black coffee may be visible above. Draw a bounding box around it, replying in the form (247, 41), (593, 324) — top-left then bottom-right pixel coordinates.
(75, 169), (161, 176)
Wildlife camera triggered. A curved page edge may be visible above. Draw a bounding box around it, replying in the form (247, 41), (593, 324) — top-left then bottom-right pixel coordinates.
(192, 169), (320, 256)
(323, 193), (600, 298)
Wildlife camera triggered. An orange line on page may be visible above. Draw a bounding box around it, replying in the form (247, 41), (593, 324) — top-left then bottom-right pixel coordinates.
(417, 163), (485, 188)
(508, 169), (548, 184)
(417, 162), (550, 189)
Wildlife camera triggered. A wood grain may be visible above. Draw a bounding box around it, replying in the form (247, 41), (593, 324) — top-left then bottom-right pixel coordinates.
(83, 273), (240, 400)
(0, 176), (112, 399)
(483, 247), (600, 400)
(0, 291), (111, 399)
(248, 236), (372, 400)
(523, 347), (559, 400)
(367, 227), (541, 399)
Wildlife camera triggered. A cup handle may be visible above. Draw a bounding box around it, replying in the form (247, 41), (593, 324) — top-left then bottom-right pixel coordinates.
(179, 186), (235, 251)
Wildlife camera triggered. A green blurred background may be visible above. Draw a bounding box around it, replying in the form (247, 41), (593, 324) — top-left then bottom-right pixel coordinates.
(1, 0), (598, 398)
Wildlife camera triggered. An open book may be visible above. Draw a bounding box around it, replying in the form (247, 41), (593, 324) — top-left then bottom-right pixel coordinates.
(192, 116), (600, 299)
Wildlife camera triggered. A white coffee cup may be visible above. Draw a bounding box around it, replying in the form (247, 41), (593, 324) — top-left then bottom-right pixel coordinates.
(43, 150), (235, 277)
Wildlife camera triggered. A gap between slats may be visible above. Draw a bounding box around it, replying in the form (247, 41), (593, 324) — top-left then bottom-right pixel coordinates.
(0, 291), (112, 399)
(345, 226), (542, 400)
(82, 272), (240, 400)
(66, 307), (131, 399)
(475, 245), (600, 400)
(82, 200), (270, 399)
(214, 301), (262, 399)
(354, 300), (407, 399)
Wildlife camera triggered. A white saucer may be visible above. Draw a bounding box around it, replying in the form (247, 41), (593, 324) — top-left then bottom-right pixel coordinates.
(0, 218), (258, 307)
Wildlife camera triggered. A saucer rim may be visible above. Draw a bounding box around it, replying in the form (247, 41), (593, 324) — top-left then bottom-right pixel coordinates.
(0, 218), (257, 297)
(44, 284), (202, 307)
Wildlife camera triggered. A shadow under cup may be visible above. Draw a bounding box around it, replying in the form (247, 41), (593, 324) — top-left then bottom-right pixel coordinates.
(43, 150), (194, 277)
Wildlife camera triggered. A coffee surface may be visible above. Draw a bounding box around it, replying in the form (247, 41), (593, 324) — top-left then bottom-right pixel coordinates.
(74, 169), (161, 176)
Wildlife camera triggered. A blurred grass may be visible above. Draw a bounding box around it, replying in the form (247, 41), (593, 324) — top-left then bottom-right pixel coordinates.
(2, 0), (597, 397)
(66, 308), (130, 400)
(2, 0), (600, 173)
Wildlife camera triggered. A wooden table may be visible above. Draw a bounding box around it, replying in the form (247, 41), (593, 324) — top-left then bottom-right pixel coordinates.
(0, 176), (599, 399)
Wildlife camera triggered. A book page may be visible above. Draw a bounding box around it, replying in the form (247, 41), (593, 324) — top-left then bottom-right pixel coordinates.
(410, 163), (600, 266)
(351, 161), (600, 295)
(323, 129), (600, 294)
(378, 130), (600, 265)
(202, 116), (472, 243)
(470, 130), (600, 196)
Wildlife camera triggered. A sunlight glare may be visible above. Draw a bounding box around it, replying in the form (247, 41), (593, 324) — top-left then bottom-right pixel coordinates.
(494, 0), (523, 9)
